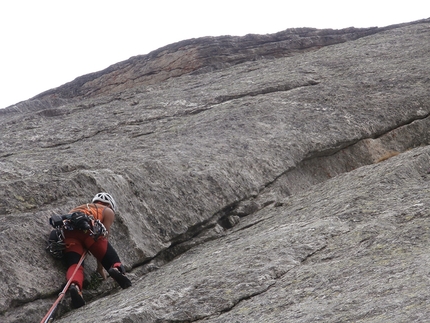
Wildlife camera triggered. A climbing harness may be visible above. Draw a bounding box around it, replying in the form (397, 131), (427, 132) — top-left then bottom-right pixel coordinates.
(49, 212), (107, 240)
(39, 251), (87, 323)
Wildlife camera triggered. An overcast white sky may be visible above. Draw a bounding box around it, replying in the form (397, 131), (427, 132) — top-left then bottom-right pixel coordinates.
(0, 1), (428, 109)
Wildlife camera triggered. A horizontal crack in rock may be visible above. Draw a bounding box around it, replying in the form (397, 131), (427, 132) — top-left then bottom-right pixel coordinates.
(214, 80), (319, 104)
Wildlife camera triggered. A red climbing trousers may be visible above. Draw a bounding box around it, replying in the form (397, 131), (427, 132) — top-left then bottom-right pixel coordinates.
(63, 229), (122, 290)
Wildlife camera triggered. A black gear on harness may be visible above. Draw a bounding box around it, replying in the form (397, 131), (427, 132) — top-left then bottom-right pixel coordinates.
(49, 212), (107, 240)
(46, 228), (65, 259)
(68, 212), (92, 231)
(50, 212), (91, 231)
(91, 219), (108, 240)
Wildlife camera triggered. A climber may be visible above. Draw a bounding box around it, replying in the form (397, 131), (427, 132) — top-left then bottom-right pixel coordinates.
(61, 192), (132, 308)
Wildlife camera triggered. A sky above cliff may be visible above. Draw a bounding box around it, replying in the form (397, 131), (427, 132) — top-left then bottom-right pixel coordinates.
(0, 0), (429, 109)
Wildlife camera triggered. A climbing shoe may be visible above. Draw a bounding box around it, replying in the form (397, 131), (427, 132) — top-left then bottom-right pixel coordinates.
(108, 267), (132, 289)
(69, 283), (85, 309)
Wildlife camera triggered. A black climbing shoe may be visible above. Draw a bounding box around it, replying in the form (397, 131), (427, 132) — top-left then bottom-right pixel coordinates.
(108, 267), (132, 289)
(69, 283), (85, 309)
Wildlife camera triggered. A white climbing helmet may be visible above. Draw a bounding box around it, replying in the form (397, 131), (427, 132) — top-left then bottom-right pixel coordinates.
(92, 192), (117, 212)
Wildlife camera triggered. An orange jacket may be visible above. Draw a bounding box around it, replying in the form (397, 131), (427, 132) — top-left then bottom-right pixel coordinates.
(70, 203), (107, 222)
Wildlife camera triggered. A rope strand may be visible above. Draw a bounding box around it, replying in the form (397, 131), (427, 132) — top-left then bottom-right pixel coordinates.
(40, 251), (87, 323)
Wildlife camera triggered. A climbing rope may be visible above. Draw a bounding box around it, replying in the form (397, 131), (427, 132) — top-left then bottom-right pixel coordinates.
(40, 251), (87, 323)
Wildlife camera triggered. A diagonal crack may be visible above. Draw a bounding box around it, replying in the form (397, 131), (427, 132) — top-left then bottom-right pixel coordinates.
(189, 245), (329, 322)
(213, 79), (320, 105)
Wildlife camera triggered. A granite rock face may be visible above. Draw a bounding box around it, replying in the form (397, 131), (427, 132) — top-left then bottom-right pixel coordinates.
(0, 19), (429, 322)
